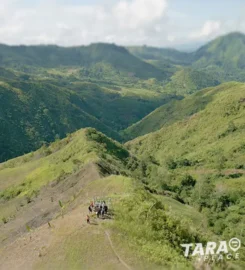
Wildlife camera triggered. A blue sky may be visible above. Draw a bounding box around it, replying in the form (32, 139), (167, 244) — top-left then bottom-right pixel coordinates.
(0, 0), (244, 49)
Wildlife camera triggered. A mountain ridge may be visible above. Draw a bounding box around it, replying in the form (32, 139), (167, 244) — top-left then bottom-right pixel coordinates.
(0, 42), (167, 80)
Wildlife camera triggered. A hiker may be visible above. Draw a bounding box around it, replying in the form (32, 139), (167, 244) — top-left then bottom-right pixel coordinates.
(104, 204), (108, 214)
(86, 215), (90, 224)
(101, 206), (105, 218)
(95, 201), (99, 209)
(97, 208), (101, 218)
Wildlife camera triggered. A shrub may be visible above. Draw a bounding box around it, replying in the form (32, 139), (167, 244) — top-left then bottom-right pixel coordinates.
(180, 175), (196, 188)
(2, 217), (8, 224)
(165, 157), (177, 170)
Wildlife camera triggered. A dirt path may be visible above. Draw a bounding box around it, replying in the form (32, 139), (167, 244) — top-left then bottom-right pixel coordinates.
(105, 230), (132, 270)
(187, 168), (245, 175)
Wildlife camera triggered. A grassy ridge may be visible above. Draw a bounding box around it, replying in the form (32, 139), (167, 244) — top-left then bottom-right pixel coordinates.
(0, 127), (141, 225)
(0, 128), (132, 202)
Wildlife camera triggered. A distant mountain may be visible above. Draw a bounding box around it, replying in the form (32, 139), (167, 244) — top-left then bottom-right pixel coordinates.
(0, 43), (166, 80)
(192, 32), (245, 81)
(1, 33), (244, 82)
(128, 32), (245, 82)
(128, 45), (192, 66)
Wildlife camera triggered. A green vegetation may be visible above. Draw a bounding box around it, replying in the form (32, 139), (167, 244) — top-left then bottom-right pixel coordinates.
(0, 72), (178, 162)
(1, 32), (245, 269)
(0, 130), (213, 269)
(162, 67), (220, 95)
(0, 43), (166, 80)
(127, 82), (245, 170)
(2, 32), (245, 161)
(112, 188), (205, 268)
(128, 45), (193, 66)
(192, 32), (245, 82)
(130, 32), (245, 82)
(123, 81), (226, 139)
(1, 122), (245, 268)
(0, 128), (135, 203)
(126, 82), (245, 264)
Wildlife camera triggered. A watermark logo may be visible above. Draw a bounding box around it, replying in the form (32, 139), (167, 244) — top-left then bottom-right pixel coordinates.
(229, 238), (241, 252)
(181, 238), (241, 262)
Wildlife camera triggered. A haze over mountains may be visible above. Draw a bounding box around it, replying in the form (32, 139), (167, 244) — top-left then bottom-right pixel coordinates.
(1, 32), (245, 269)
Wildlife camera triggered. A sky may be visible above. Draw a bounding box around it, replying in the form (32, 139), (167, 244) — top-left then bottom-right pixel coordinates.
(0, 0), (245, 49)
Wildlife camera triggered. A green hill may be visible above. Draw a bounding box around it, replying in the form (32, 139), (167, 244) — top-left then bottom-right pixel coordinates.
(126, 82), (245, 258)
(192, 32), (245, 81)
(0, 43), (166, 80)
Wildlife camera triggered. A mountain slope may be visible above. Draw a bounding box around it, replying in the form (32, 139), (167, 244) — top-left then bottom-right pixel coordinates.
(0, 79), (122, 162)
(126, 82), (245, 260)
(123, 70), (222, 139)
(127, 81), (245, 169)
(0, 72), (178, 162)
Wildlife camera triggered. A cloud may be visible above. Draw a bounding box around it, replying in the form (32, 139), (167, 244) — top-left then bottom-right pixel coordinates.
(114, 0), (167, 30)
(189, 20), (221, 39)
(0, 0), (244, 48)
(0, 0), (170, 46)
(167, 35), (176, 42)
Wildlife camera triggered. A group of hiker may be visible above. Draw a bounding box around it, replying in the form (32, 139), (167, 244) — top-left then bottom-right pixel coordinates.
(86, 200), (108, 224)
